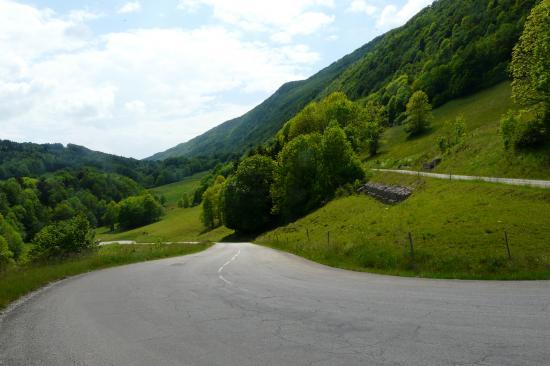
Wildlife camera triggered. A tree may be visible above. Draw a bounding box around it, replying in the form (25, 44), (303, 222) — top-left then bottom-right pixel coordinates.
(201, 176), (225, 230)
(221, 156), (277, 233)
(405, 91), (433, 136)
(31, 215), (96, 260)
(0, 213), (23, 261)
(272, 134), (324, 222)
(511, 0), (550, 112)
(118, 194), (163, 230)
(102, 201), (120, 231)
(502, 0), (550, 149)
(321, 125), (365, 196)
(345, 101), (385, 155)
(52, 201), (76, 221)
(0, 235), (13, 270)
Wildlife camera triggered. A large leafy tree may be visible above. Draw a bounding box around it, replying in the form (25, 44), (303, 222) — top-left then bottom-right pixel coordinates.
(511, 0), (550, 113)
(272, 134), (324, 222)
(405, 91), (433, 136)
(501, 0), (550, 150)
(321, 124), (365, 196)
(222, 156), (277, 233)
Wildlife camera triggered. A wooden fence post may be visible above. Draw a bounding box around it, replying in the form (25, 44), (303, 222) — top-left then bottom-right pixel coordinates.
(408, 232), (415, 260)
(504, 231), (511, 259)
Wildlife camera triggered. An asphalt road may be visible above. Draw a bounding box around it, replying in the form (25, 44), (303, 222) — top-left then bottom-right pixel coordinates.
(373, 169), (550, 188)
(1, 243), (549, 365)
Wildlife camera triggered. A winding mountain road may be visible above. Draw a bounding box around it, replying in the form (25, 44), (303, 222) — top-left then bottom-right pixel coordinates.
(373, 169), (550, 188)
(1, 243), (549, 365)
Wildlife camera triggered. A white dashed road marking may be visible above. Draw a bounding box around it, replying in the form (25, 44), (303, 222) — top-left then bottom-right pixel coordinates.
(218, 249), (241, 285)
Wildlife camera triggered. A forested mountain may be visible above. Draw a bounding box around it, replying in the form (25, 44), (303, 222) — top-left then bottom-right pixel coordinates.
(0, 140), (219, 187)
(150, 0), (538, 161)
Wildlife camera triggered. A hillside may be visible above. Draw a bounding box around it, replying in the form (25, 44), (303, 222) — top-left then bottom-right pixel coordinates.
(368, 82), (550, 179)
(150, 0), (537, 161)
(256, 171), (550, 280)
(0, 140), (218, 187)
(98, 172), (233, 243)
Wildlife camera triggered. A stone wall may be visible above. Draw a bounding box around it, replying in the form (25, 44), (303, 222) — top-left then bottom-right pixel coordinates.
(357, 183), (412, 204)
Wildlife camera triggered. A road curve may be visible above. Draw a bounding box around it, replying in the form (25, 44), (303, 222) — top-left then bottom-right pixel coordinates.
(1, 243), (549, 366)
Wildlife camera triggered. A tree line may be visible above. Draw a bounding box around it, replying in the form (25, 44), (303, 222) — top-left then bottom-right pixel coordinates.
(0, 140), (221, 188)
(0, 168), (164, 269)
(200, 90), (433, 233)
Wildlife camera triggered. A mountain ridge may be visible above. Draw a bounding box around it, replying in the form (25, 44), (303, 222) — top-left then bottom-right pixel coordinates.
(149, 0), (536, 161)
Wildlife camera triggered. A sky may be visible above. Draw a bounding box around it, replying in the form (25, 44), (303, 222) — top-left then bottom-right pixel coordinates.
(0, 0), (433, 159)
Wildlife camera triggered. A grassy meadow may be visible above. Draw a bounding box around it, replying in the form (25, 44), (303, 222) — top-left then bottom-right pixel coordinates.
(0, 243), (211, 310)
(256, 172), (550, 280)
(367, 82), (550, 179)
(150, 171), (207, 207)
(98, 172), (233, 243)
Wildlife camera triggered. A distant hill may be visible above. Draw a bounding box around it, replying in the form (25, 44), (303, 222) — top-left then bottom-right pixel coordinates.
(0, 140), (218, 187)
(149, 0), (537, 161)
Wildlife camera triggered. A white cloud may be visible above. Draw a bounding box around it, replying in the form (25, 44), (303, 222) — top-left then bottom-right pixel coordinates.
(178, 0), (335, 43)
(0, 0), (319, 158)
(347, 0), (377, 16)
(377, 0), (433, 29)
(118, 1), (142, 14)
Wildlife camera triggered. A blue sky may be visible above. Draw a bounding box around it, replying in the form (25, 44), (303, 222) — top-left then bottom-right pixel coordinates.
(0, 0), (433, 158)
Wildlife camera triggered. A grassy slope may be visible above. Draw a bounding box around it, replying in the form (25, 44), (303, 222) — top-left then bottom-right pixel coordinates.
(367, 82), (550, 179)
(150, 171), (206, 207)
(0, 243), (211, 310)
(98, 173), (233, 243)
(256, 172), (550, 279)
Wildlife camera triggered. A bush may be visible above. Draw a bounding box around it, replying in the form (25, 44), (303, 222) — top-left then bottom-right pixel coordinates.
(501, 110), (548, 150)
(31, 215), (96, 260)
(438, 115), (467, 154)
(0, 236), (14, 270)
(118, 194), (163, 230)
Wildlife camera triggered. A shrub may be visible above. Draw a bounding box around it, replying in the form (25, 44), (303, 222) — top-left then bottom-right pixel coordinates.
(501, 110), (548, 150)
(118, 194), (163, 230)
(31, 215), (96, 260)
(0, 236), (14, 270)
(438, 115), (467, 154)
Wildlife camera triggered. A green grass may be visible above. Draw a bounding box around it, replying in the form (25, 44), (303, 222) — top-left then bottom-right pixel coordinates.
(256, 172), (550, 280)
(367, 82), (550, 179)
(150, 171), (207, 207)
(100, 173), (233, 243)
(0, 243), (211, 310)
(98, 205), (233, 243)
